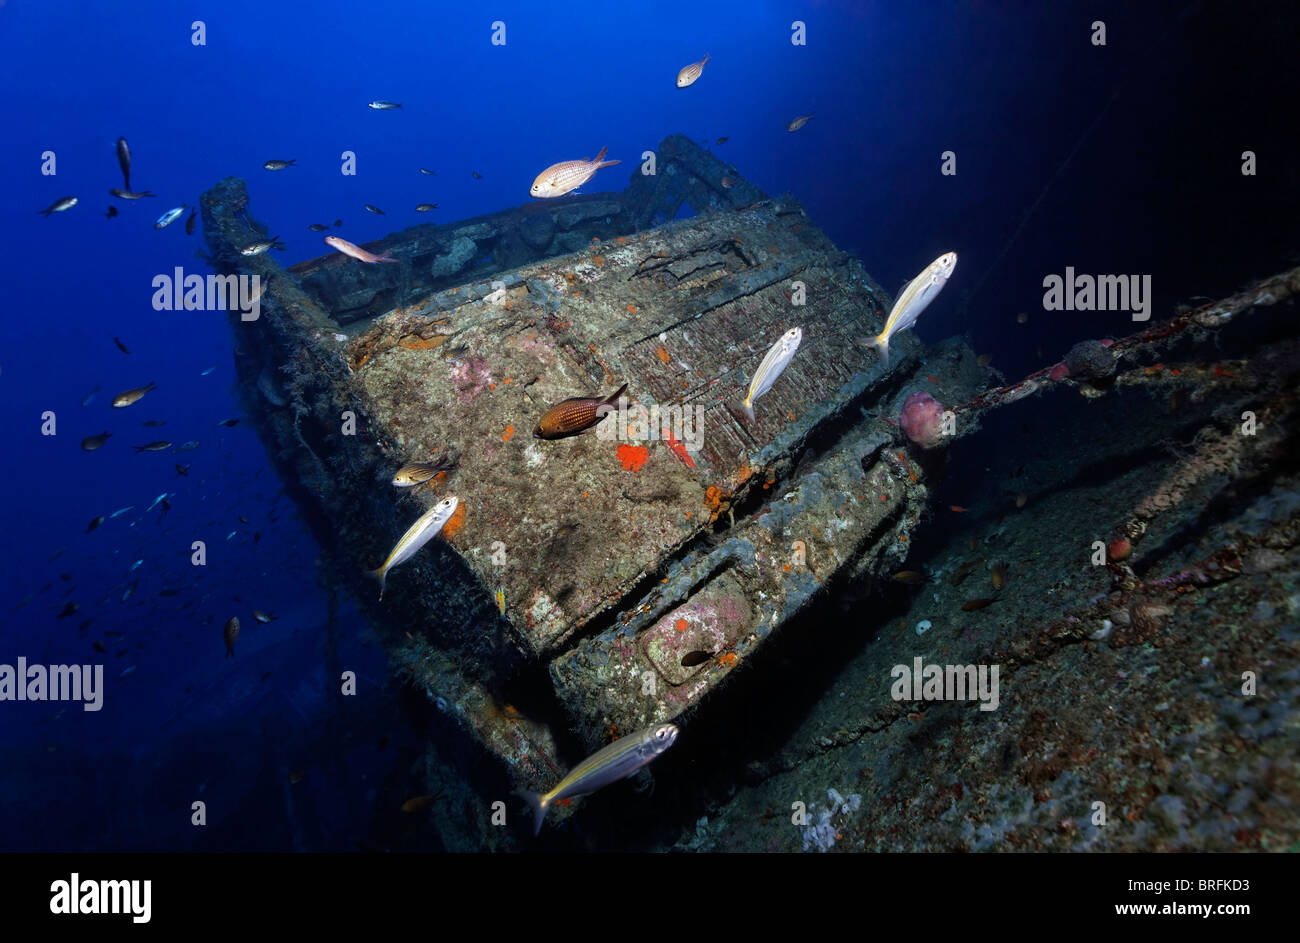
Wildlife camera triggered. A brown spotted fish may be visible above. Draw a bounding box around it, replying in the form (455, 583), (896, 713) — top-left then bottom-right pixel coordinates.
(534, 383), (627, 440)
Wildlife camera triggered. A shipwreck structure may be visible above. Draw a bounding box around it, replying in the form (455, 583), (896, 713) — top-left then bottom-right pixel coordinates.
(198, 134), (982, 810)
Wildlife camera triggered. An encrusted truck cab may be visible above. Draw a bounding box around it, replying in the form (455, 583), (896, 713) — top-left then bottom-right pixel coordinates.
(198, 133), (984, 800)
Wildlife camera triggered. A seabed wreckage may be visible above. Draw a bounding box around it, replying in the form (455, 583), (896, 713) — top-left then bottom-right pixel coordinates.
(198, 133), (1300, 836)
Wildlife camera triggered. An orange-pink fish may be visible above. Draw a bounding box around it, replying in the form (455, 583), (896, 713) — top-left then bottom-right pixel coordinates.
(324, 235), (398, 264)
(529, 148), (621, 199)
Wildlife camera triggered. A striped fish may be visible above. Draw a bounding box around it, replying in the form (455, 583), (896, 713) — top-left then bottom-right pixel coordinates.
(533, 383), (627, 439)
(529, 147), (621, 199)
(364, 496), (459, 599)
(859, 252), (957, 368)
(676, 55), (711, 88)
(741, 327), (802, 422)
(518, 724), (679, 835)
(391, 462), (445, 488)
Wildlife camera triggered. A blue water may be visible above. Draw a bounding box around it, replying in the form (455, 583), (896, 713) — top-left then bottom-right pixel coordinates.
(1, 0), (1294, 851)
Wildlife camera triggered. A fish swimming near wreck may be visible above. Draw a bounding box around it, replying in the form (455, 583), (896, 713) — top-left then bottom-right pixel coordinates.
(112, 381), (156, 408)
(239, 236), (286, 256)
(154, 205), (186, 229)
(858, 252), (957, 368)
(392, 460), (455, 488)
(517, 723), (679, 836)
(529, 147), (621, 199)
(324, 235), (398, 264)
(534, 383), (627, 439)
(39, 196), (78, 217)
(741, 327), (802, 422)
(365, 496), (459, 600)
(676, 55), (711, 88)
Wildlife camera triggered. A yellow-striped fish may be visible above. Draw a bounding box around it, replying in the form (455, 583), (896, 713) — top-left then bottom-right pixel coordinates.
(517, 724), (678, 835)
(391, 462), (446, 488)
(495, 586), (506, 616)
(859, 252), (957, 368)
(364, 497), (459, 600)
(741, 327), (802, 422)
(529, 148), (621, 199)
(676, 55), (711, 88)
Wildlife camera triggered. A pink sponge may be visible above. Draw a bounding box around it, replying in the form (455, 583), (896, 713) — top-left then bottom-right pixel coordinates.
(899, 391), (947, 449)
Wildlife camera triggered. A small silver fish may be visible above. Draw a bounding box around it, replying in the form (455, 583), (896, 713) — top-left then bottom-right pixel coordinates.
(308, 223), (330, 232)
(365, 497), (459, 600)
(530, 147), (621, 199)
(414, 203), (438, 212)
(200, 366), (216, 375)
(109, 188), (155, 199)
(109, 506), (133, 518)
(240, 236), (285, 256)
(263, 159), (296, 170)
(418, 167), (436, 175)
(133, 441), (171, 452)
(368, 101), (402, 110)
(146, 492), (169, 511)
(112, 381), (156, 408)
(81, 386), (99, 407)
(858, 252), (957, 367)
(81, 431), (112, 451)
(363, 204), (385, 215)
(741, 327), (802, 421)
(786, 113), (814, 132)
(518, 724), (679, 835)
(253, 610), (277, 624)
(175, 440), (200, 451)
(154, 205), (186, 229)
(39, 196), (78, 217)
(122, 580), (138, 603)
(676, 55), (710, 88)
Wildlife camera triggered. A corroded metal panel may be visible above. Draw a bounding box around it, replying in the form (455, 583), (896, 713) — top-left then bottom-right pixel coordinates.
(196, 132), (976, 795)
